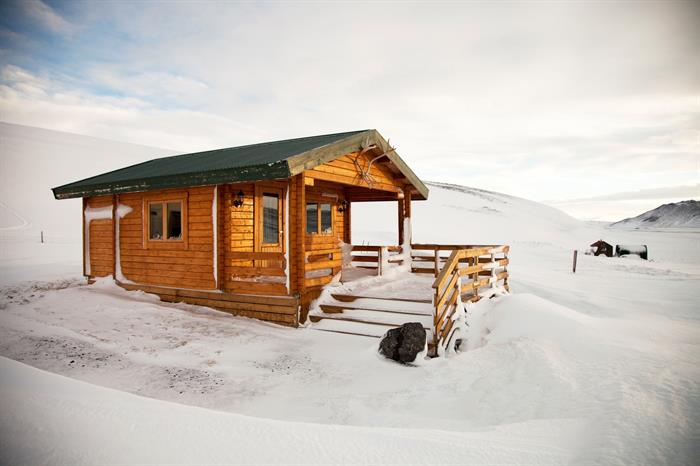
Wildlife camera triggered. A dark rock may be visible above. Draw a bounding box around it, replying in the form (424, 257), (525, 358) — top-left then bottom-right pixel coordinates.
(379, 327), (402, 360)
(379, 322), (426, 364)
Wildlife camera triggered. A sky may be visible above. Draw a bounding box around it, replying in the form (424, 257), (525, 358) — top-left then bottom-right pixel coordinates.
(0, 0), (698, 217)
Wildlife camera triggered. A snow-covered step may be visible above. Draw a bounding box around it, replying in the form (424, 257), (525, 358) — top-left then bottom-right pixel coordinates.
(321, 298), (433, 315)
(331, 293), (432, 304)
(310, 308), (432, 328)
(310, 319), (393, 338)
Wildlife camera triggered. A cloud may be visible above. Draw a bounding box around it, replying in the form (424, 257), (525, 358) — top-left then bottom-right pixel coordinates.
(88, 69), (208, 101)
(0, 65), (261, 151)
(0, 2), (697, 203)
(22, 0), (74, 35)
(553, 185), (700, 203)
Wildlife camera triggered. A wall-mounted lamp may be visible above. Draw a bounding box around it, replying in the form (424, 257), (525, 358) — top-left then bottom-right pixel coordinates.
(232, 190), (244, 208)
(337, 199), (348, 213)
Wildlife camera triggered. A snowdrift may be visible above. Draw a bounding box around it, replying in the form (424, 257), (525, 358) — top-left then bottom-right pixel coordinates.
(0, 356), (582, 466)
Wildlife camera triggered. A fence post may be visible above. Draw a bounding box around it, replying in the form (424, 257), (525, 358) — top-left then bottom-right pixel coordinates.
(433, 246), (439, 277)
(572, 250), (578, 274)
(432, 287), (439, 357)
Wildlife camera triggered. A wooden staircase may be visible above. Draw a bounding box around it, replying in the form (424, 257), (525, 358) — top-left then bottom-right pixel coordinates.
(309, 293), (433, 338)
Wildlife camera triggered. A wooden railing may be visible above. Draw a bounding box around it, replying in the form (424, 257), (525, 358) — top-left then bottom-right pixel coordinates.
(225, 251), (288, 295)
(430, 245), (510, 356)
(305, 248), (342, 288)
(350, 245), (403, 274)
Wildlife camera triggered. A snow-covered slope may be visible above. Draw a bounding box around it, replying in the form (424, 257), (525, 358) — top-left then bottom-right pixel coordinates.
(0, 122), (175, 238)
(611, 200), (700, 229)
(353, 181), (586, 247)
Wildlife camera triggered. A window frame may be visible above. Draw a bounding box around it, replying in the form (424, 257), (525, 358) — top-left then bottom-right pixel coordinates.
(261, 192), (281, 245)
(142, 193), (188, 250)
(305, 201), (333, 236)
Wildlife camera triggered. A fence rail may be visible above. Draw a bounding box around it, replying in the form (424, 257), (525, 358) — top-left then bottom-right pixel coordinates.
(349, 245), (403, 275)
(336, 243), (510, 356)
(430, 245), (509, 356)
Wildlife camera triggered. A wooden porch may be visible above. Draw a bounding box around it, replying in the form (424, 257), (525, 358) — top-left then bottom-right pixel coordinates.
(309, 243), (510, 356)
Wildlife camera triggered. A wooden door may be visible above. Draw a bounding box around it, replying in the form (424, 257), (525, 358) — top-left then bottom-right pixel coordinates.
(254, 184), (285, 269)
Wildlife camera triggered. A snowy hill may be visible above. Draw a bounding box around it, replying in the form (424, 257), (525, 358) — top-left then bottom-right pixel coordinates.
(0, 122), (175, 238)
(353, 181), (586, 248)
(610, 200), (700, 229)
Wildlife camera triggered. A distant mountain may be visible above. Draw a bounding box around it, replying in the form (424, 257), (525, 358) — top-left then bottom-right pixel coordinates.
(610, 200), (700, 229)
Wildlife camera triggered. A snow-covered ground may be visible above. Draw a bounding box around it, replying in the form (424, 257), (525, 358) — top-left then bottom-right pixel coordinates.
(1, 127), (699, 465)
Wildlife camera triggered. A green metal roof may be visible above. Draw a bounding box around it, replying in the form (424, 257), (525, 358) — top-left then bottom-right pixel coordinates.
(52, 128), (430, 200)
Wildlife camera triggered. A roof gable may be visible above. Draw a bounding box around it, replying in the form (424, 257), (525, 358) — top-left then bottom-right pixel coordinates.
(52, 129), (428, 200)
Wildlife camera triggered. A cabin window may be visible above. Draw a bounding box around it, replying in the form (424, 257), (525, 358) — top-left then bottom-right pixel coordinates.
(148, 201), (183, 241)
(320, 203), (332, 233)
(306, 202), (332, 235)
(306, 203), (318, 234)
(262, 193), (279, 244)
(149, 203), (163, 239)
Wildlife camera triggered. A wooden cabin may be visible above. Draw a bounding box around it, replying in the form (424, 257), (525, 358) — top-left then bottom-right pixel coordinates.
(53, 129), (509, 356)
(590, 239), (613, 257)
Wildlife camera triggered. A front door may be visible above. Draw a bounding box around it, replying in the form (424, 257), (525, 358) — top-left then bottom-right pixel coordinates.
(254, 184), (285, 269)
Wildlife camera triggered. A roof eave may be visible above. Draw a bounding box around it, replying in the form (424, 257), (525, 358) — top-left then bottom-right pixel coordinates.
(52, 161), (291, 199)
(286, 129), (429, 200)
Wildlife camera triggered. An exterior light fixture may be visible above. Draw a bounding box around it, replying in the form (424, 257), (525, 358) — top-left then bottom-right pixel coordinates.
(232, 190), (244, 208)
(337, 200), (348, 213)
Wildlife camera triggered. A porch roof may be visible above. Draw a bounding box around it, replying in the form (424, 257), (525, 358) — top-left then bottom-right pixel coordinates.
(52, 129), (429, 200)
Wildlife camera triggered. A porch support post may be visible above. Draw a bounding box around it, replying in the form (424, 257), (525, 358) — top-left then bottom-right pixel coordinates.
(344, 199), (351, 244)
(405, 189), (412, 245)
(398, 189), (412, 246)
(398, 197), (405, 245)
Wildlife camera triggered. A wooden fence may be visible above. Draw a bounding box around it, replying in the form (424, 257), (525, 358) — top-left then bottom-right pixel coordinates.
(349, 245), (403, 274)
(343, 242), (509, 354)
(430, 245), (509, 355)
(225, 251), (287, 295)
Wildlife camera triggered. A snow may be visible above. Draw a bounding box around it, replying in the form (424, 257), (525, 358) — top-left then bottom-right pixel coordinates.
(0, 356), (584, 466)
(1, 125), (699, 464)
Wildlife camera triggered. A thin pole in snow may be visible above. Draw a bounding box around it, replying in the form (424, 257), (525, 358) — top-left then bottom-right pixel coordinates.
(41, 231), (44, 243)
(572, 250), (578, 274)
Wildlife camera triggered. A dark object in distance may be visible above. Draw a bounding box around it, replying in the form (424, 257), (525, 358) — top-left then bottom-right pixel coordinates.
(616, 244), (648, 260)
(590, 239), (613, 257)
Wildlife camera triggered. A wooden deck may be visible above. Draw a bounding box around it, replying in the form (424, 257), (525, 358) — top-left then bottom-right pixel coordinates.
(309, 244), (510, 356)
(110, 242), (509, 358)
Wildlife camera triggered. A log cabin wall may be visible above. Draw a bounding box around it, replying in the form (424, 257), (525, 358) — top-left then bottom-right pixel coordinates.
(222, 181), (289, 296)
(302, 180), (346, 289)
(116, 186), (217, 289)
(85, 195), (114, 278)
(297, 150), (406, 296)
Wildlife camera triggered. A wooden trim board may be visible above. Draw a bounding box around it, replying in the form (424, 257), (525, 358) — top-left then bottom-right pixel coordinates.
(118, 282), (300, 327)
